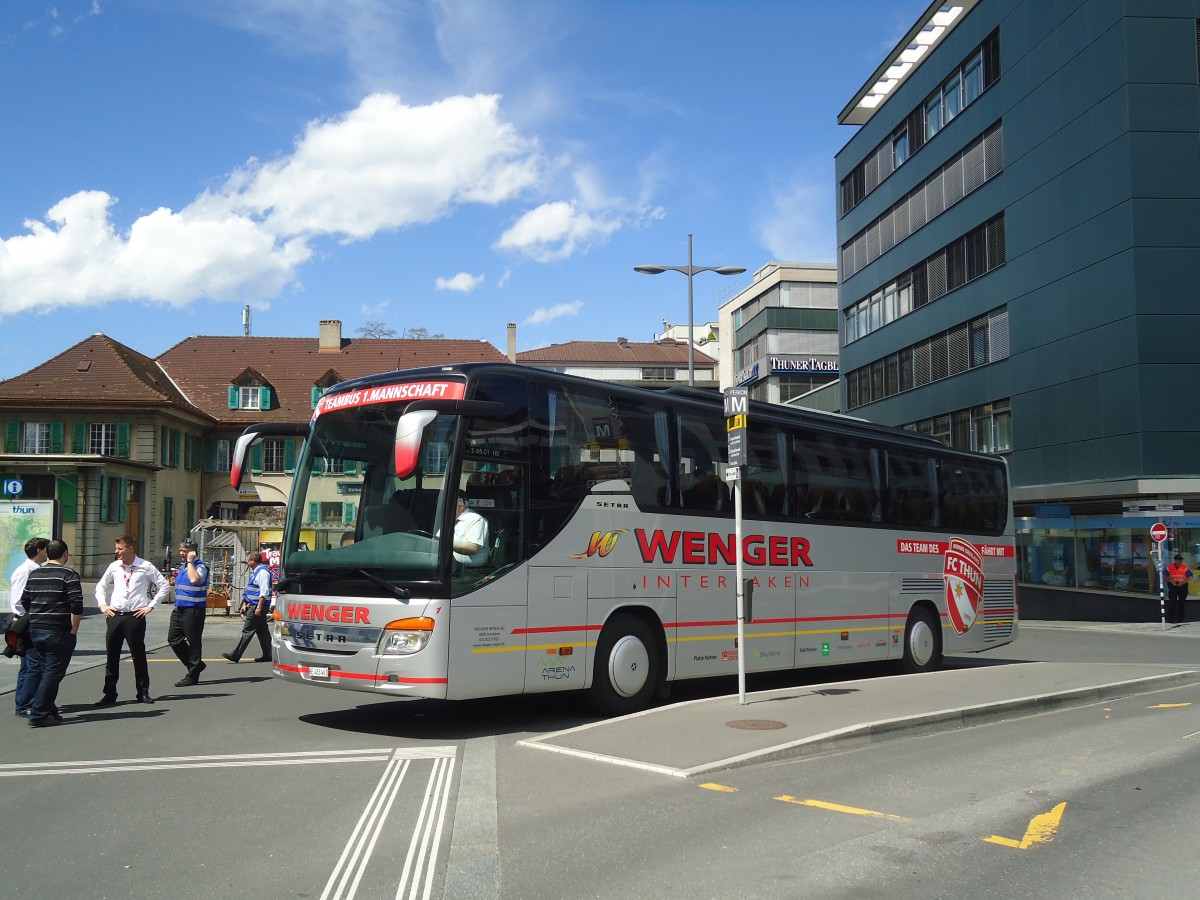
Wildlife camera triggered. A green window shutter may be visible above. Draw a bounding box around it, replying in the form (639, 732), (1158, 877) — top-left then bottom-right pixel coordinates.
(228, 386), (239, 409)
(284, 439), (296, 474)
(342, 502), (355, 524)
(203, 438), (217, 473)
(116, 422), (130, 458)
(311, 386), (321, 409)
(100, 477), (109, 522)
(4, 421), (19, 453)
(72, 422), (87, 453)
(49, 421), (65, 453)
(185, 499), (195, 531)
(344, 461), (357, 476)
(307, 501), (320, 524)
(250, 443), (264, 474)
(161, 427), (169, 465)
(118, 478), (127, 522)
(163, 496), (174, 547)
(259, 386), (271, 410)
(57, 476), (77, 523)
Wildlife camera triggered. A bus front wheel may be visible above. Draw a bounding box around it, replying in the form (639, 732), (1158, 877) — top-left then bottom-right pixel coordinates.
(899, 606), (942, 674)
(588, 614), (661, 716)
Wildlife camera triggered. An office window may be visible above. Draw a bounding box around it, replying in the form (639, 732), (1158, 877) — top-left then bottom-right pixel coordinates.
(892, 129), (909, 168)
(642, 367), (674, 382)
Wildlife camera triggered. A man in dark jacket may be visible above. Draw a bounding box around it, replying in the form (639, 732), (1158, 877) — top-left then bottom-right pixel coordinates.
(19, 539), (84, 727)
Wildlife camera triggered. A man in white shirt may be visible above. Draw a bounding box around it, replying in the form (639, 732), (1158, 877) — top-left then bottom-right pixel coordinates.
(451, 495), (489, 567)
(94, 535), (169, 706)
(9, 537), (49, 718)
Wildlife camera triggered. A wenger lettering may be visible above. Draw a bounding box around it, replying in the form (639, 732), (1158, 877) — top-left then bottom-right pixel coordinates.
(286, 603), (371, 624)
(635, 528), (813, 567)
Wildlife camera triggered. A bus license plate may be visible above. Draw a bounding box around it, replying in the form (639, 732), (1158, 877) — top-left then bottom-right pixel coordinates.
(308, 665), (330, 679)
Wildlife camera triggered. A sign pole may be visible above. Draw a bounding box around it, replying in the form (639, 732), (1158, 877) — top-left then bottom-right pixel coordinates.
(1151, 521), (1168, 630)
(724, 387), (749, 705)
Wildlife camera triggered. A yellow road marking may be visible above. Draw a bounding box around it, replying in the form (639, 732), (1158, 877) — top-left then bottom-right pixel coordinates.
(699, 783), (739, 793)
(775, 796), (911, 823)
(984, 801), (1067, 849)
(1147, 703), (1192, 709)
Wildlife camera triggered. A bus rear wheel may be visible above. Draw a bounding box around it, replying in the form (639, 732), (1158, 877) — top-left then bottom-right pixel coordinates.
(899, 606), (942, 674)
(588, 614), (661, 716)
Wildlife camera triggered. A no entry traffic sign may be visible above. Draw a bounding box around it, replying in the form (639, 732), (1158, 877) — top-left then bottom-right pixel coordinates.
(1150, 523), (1168, 543)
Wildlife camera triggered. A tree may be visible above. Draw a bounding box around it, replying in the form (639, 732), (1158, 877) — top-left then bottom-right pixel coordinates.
(402, 327), (445, 340)
(355, 321), (397, 338)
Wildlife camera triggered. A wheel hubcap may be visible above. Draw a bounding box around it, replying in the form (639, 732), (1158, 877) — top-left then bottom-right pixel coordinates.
(909, 619), (934, 667)
(608, 634), (650, 697)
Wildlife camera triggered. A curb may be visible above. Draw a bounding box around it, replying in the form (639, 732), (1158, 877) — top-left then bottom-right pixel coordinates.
(678, 669), (1200, 777)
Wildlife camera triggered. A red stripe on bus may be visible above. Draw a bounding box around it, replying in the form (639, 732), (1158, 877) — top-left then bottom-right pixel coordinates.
(276, 664), (446, 685)
(511, 624), (602, 635)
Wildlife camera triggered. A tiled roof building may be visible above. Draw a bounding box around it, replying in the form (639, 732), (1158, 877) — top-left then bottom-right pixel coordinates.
(516, 337), (717, 389)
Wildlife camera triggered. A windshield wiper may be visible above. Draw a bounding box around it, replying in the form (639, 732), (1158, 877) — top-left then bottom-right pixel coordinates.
(352, 568), (409, 599)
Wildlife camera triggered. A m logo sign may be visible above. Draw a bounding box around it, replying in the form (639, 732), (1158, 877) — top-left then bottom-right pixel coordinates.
(943, 537), (984, 636)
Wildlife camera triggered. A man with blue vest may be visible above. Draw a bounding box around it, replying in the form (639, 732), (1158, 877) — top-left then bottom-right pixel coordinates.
(168, 539), (210, 687)
(222, 550), (273, 663)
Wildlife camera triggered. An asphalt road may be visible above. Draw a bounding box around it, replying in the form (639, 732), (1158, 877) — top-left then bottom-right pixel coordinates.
(1, 623), (1197, 898)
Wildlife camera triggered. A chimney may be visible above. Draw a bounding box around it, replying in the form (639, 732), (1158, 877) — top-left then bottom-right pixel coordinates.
(616, 336), (629, 347)
(507, 322), (517, 362)
(319, 320), (342, 353)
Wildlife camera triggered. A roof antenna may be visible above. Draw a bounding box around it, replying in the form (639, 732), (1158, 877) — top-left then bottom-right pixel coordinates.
(243, 305), (251, 337)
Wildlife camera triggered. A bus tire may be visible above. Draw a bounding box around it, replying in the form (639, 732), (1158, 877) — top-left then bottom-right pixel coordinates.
(588, 614), (661, 716)
(899, 605), (942, 674)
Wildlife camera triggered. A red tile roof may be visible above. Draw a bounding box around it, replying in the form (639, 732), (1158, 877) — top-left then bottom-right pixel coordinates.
(517, 339), (715, 365)
(157, 334), (509, 424)
(0, 333), (209, 417)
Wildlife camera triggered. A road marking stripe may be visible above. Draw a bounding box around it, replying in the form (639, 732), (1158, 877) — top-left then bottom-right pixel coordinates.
(699, 783), (739, 792)
(984, 801), (1067, 849)
(323, 751), (412, 900)
(398, 755), (456, 900)
(775, 795), (912, 822)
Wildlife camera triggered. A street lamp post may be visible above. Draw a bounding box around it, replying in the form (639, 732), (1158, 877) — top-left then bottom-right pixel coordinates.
(635, 234), (745, 387)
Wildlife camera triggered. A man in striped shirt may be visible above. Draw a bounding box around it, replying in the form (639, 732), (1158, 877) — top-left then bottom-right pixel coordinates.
(9, 536), (49, 718)
(19, 539), (83, 728)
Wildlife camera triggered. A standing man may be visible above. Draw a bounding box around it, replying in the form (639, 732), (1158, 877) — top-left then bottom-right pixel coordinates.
(1165, 554), (1193, 624)
(222, 550), (273, 663)
(9, 537), (50, 717)
(168, 538), (209, 687)
(20, 539), (83, 727)
(95, 535), (169, 705)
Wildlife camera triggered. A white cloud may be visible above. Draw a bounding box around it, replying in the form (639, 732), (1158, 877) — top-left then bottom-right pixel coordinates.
(755, 174), (837, 263)
(0, 92), (543, 317)
(525, 300), (582, 325)
(495, 200), (621, 263)
(435, 272), (484, 292)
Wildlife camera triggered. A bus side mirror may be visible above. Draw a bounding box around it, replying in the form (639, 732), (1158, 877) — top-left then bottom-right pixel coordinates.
(231, 430), (262, 492)
(395, 410), (437, 479)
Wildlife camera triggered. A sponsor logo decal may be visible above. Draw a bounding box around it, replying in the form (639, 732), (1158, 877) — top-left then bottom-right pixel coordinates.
(897, 539), (1013, 557)
(315, 380), (466, 417)
(286, 603), (370, 624)
(943, 536), (985, 636)
(571, 529), (630, 559)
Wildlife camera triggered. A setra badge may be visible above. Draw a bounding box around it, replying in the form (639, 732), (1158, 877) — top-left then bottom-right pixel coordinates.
(943, 537), (984, 636)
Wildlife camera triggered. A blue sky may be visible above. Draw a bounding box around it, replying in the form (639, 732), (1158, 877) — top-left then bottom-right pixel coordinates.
(0, 0), (925, 379)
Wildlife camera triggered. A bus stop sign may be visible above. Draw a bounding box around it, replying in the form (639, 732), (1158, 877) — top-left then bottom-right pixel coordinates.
(724, 388), (748, 468)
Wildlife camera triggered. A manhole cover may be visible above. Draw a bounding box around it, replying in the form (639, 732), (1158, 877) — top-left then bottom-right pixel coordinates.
(725, 719), (787, 731)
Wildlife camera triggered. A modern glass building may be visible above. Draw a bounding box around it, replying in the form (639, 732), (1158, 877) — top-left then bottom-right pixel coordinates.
(719, 262), (840, 407)
(836, 1), (1200, 619)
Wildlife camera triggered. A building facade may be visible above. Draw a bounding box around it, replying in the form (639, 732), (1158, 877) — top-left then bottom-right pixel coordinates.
(719, 262), (840, 407)
(836, 0), (1200, 618)
(517, 338), (718, 389)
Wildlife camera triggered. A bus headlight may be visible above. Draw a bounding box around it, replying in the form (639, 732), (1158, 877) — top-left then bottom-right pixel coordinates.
(379, 616), (435, 656)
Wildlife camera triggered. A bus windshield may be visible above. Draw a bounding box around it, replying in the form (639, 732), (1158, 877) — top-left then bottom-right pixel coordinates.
(283, 401), (458, 587)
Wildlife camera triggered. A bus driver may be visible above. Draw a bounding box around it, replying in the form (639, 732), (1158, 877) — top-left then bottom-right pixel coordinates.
(449, 495), (489, 567)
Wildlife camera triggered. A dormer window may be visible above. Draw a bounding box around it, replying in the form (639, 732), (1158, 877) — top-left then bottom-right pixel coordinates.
(312, 370), (342, 408)
(228, 370), (273, 411)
